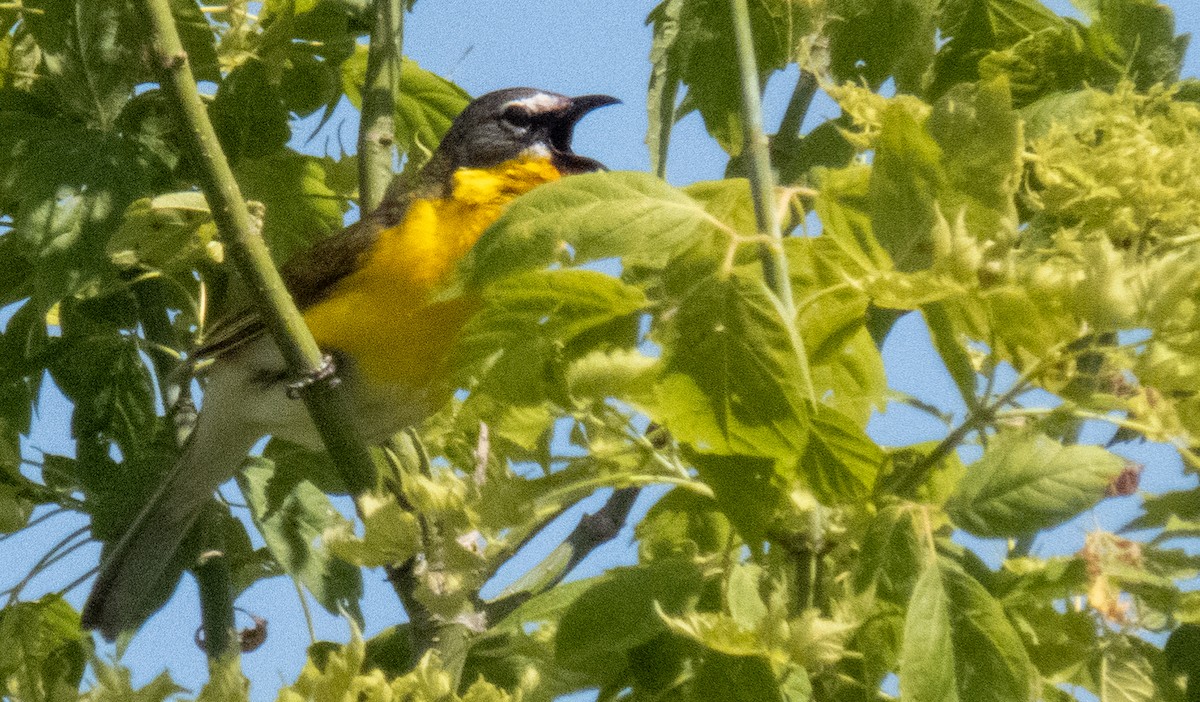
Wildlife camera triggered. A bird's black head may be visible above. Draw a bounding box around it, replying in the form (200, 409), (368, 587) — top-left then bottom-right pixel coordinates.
(428, 87), (619, 178)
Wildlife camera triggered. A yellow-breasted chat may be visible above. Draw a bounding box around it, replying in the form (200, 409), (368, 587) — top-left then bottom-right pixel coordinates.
(81, 87), (618, 640)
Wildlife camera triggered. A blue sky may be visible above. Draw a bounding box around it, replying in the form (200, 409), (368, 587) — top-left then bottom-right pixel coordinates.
(4, 1), (1200, 699)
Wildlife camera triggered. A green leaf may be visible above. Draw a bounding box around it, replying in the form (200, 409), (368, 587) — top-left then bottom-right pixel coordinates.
(944, 559), (1036, 700)
(636, 486), (733, 561)
(0, 108), (159, 304)
(461, 171), (716, 289)
(1085, 0), (1188, 91)
(922, 301), (979, 409)
(660, 609), (766, 658)
(727, 562), (768, 632)
(645, 0), (807, 158)
(1096, 636), (1157, 702)
(171, 0), (220, 83)
(682, 177), (758, 236)
(773, 118), (857, 185)
(981, 285), (1080, 361)
(238, 459), (364, 622)
(903, 557), (1035, 701)
(851, 505), (923, 604)
(235, 149), (353, 264)
(852, 608), (905, 694)
(928, 77), (1022, 246)
(555, 559), (703, 673)
(827, 0), (938, 91)
(1009, 606), (1096, 682)
(653, 260), (810, 459)
(341, 49), (470, 170)
(451, 269), (645, 405)
(900, 559), (958, 702)
(813, 165), (889, 273)
(1165, 624), (1200, 680)
(785, 236), (886, 424)
(362, 624), (416, 678)
(325, 495), (420, 568)
(1126, 488), (1200, 532)
(869, 102), (944, 273)
(566, 347), (659, 403)
(946, 431), (1126, 538)
(932, 0), (1064, 98)
(995, 556), (1090, 606)
(690, 451), (782, 548)
(0, 595), (89, 702)
(978, 23), (1092, 107)
(795, 405), (883, 503)
(47, 310), (156, 456)
(108, 192), (219, 273)
(646, 0), (683, 176)
(22, 0), (141, 126)
(878, 442), (967, 503)
(693, 652), (791, 702)
(209, 59), (290, 160)
(492, 577), (600, 633)
(0, 414), (34, 533)
(86, 660), (183, 702)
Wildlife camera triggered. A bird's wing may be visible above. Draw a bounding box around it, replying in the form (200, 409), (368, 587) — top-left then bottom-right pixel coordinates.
(194, 183), (421, 361)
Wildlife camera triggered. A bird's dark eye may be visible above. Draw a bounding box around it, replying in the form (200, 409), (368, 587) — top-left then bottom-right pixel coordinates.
(501, 105), (533, 129)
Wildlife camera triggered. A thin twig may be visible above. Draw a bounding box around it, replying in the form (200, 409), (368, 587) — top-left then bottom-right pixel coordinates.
(291, 576), (316, 645)
(5, 526), (90, 605)
(907, 345), (1067, 485)
(0, 506), (67, 544)
(484, 487), (640, 623)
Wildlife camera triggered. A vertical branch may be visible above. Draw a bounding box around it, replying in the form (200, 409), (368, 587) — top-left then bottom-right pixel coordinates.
(195, 503), (238, 664)
(358, 0), (404, 213)
(728, 0), (795, 317)
(137, 0), (376, 494)
(728, 0), (815, 404)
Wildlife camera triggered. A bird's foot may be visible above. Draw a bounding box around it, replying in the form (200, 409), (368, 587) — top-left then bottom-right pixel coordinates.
(286, 354), (341, 399)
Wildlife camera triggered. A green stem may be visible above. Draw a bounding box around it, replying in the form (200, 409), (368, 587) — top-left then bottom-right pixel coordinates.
(728, 0), (815, 405)
(727, 0), (795, 316)
(380, 432), (471, 687)
(195, 502), (238, 663)
(996, 406), (1200, 471)
(907, 347), (1064, 487)
(358, 0), (404, 213)
(291, 576), (317, 644)
(138, 0), (376, 494)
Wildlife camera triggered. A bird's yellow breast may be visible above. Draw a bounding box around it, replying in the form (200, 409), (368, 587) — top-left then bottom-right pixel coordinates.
(301, 156), (562, 386)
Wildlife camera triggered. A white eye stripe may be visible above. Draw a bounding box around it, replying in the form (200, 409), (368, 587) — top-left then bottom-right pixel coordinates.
(502, 93), (569, 114)
(521, 143), (552, 158)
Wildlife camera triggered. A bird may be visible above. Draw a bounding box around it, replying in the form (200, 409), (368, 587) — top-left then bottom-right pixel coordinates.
(81, 87), (618, 640)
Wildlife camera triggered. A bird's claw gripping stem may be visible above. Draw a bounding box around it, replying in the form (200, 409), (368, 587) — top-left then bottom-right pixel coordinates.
(286, 354), (341, 399)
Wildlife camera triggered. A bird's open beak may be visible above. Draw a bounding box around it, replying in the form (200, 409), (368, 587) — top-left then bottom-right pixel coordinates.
(550, 94), (620, 174)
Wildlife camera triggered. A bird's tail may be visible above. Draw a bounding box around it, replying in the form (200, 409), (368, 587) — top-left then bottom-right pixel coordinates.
(81, 406), (257, 641)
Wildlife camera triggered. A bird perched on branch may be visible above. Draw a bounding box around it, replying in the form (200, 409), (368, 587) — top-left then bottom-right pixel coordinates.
(81, 87), (618, 640)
